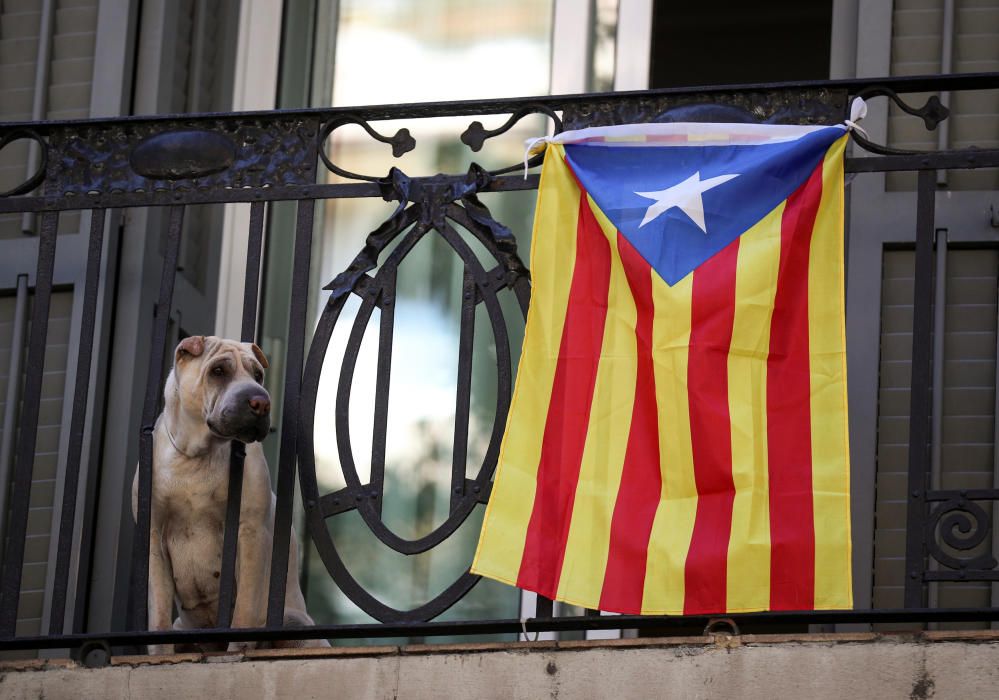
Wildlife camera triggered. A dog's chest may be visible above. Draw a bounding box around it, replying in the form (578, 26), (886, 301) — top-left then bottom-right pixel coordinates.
(165, 516), (224, 608)
(159, 471), (229, 611)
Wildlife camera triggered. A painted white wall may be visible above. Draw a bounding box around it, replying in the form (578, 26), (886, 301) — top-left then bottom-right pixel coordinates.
(214, 0), (284, 339)
(614, 0), (652, 91)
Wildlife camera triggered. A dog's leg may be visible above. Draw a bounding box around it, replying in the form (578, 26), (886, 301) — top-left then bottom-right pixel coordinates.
(280, 532), (330, 648)
(146, 526), (177, 655)
(225, 520), (269, 653)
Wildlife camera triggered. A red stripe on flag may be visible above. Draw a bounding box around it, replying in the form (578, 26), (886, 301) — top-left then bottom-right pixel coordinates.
(599, 234), (663, 614)
(517, 194), (613, 597)
(767, 164), (824, 610)
(684, 238), (740, 615)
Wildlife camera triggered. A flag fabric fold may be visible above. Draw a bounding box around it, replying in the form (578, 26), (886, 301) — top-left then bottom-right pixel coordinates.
(471, 119), (853, 615)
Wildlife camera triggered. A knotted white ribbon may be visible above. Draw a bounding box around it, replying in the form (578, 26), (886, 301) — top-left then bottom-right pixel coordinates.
(844, 96), (869, 138)
(523, 136), (552, 179)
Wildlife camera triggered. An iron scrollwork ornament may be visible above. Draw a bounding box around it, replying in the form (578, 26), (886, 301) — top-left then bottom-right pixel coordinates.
(848, 87), (951, 156)
(0, 128), (48, 197)
(460, 103), (564, 176)
(318, 115), (416, 182)
(926, 498), (998, 573)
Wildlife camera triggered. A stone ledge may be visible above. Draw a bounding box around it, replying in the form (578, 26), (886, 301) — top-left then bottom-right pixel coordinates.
(2, 631), (999, 699)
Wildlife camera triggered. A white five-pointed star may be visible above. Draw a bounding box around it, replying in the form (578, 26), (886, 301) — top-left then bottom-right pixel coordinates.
(634, 171), (740, 232)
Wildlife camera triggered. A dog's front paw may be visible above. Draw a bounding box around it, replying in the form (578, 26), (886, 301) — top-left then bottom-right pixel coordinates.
(147, 643), (176, 656)
(226, 640), (259, 654)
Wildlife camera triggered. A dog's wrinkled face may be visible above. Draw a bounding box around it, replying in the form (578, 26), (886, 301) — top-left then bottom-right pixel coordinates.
(173, 336), (271, 443)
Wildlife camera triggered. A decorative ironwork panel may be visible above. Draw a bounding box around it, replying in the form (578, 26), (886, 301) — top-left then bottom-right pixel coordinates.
(43, 117), (321, 195)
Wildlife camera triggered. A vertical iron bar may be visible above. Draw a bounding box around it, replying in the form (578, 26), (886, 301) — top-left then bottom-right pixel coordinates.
(266, 199), (315, 627)
(536, 596), (554, 619)
(369, 268), (396, 519)
(0, 212), (58, 637)
(904, 170), (936, 609)
(936, 0), (955, 187)
(928, 229), (947, 619)
(48, 209), (106, 634)
(240, 202), (266, 344)
(0, 274), (29, 554)
(216, 202), (265, 629)
(20, 0), (54, 236)
(991, 277), (999, 626)
(130, 205), (185, 630)
(930, 230), (947, 485)
(451, 271), (476, 511)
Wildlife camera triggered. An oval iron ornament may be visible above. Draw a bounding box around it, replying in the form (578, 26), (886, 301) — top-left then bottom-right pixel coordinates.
(130, 129), (237, 180)
(298, 199), (530, 623)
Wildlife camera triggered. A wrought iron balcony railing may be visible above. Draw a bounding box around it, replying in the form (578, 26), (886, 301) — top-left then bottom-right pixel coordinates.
(1, 73), (999, 665)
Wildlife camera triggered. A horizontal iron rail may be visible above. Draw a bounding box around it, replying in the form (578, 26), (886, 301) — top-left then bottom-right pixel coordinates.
(4, 608), (999, 651)
(926, 489), (999, 501)
(1, 72), (997, 131)
(1, 150), (998, 215)
(0, 177), (539, 214)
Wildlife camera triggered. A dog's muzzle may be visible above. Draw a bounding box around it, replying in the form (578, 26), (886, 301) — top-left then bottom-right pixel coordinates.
(208, 384), (272, 443)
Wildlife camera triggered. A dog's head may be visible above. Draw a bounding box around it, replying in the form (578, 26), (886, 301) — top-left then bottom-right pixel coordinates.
(171, 335), (271, 443)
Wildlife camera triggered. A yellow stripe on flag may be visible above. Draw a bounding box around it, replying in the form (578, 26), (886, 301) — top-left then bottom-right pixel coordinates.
(555, 194), (636, 607)
(725, 203), (784, 612)
(809, 136), (853, 609)
(641, 273), (696, 615)
(471, 145), (580, 582)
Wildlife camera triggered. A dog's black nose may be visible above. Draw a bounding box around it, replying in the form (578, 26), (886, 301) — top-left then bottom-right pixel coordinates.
(248, 395), (271, 417)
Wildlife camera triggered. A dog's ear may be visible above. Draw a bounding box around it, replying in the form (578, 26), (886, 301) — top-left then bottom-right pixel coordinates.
(251, 343), (269, 369)
(176, 335), (205, 363)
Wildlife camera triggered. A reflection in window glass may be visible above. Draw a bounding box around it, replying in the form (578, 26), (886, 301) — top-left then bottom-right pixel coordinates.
(303, 0), (554, 642)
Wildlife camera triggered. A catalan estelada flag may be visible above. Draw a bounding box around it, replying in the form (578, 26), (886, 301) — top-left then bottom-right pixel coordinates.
(471, 119), (853, 615)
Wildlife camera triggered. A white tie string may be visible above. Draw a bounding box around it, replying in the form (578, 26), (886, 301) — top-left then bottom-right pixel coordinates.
(844, 96), (869, 138)
(523, 136), (551, 179)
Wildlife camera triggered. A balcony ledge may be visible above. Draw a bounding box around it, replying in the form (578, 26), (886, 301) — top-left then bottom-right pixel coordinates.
(3, 631), (999, 698)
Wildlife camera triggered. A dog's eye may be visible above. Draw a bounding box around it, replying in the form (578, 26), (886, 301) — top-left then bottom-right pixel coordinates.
(211, 366), (226, 377)
(254, 370), (263, 383)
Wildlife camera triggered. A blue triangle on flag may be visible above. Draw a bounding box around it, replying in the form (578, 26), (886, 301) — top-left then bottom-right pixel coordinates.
(563, 126), (843, 286)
